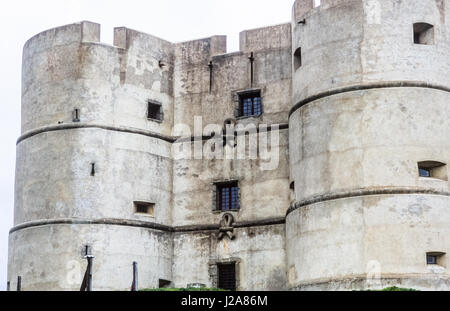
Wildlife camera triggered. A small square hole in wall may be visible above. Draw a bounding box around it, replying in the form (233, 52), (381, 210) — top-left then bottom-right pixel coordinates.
(414, 23), (434, 45)
(427, 252), (445, 266)
(147, 101), (163, 121)
(418, 161), (447, 180)
(313, 0), (321, 7)
(134, 201), (155, 216)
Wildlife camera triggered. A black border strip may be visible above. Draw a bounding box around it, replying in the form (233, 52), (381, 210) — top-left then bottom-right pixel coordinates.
(289, 82), (450, 118)
(9, 217), (286, 234)
(286, 188), (450, 216)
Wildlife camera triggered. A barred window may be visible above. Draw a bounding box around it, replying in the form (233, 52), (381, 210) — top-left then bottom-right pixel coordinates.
(238, 91), (262, 117)
(217, 263), (236, 291)
(216, 181), (239, 211)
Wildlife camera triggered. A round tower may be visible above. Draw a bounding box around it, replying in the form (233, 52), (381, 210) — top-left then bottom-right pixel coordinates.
(8, 21), (174, 290)
(287, 0), (450, 290)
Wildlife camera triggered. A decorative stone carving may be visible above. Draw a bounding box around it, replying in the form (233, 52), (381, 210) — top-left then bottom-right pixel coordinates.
(217, 213), (235, 240)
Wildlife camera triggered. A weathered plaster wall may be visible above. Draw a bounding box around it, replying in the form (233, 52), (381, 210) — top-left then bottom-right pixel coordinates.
(11, 22), (175, 290)
(287, 0), (450, 290)
(11, 20), (291, 291)
(8, 224), (172, 291)
(10, 0), (450, 291)
(172, 225), (287, 291)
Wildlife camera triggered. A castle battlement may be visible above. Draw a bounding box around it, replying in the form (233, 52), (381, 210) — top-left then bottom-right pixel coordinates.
(9, 0), (450, 291)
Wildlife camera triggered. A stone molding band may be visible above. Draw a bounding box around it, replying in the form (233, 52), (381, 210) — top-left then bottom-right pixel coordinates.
(9, 217), (286, 235)
(289, 81), (450, 118)
(16, 123), (289, 145)
(287, 188), (450, 216)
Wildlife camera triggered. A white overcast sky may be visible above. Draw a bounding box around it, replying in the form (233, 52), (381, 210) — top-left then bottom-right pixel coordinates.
(0, 0), (294, 290)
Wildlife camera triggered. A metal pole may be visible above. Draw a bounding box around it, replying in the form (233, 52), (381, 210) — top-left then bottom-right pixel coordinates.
(249, 52), (255, 88)
(17, 276), (21, 291)
(131, 261), (138, 291)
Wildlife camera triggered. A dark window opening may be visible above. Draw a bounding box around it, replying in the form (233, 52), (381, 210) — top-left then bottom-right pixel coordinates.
(426, 252), (445, 265)
(134, 201), (155, 216)
(294, 47), (302, 71)
(148, 101), (163, 121)
(159, 279), (171, 288)
(90, 163), (95, 176)
(218, 263), (236, 291)
(216, 181), (239, 211)
(237, 91), (262, 117)
(418, 161), (447, 180)
(414, 23), (434, 45)
(73, 108), (80, 122)
(419, 168), (431, 177)
(427, 255), (437, 265)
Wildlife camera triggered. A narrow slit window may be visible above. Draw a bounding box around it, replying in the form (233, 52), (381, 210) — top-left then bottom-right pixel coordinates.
(294, 47), (302, 71)
(237, 90), (262, 117)
(216, 181), (239, 211)
(134, 201), (155, 216)
(217, 263), (236, 291)
(73, 108), (80, 122)
(313, 0), (321, 8)
(147, 101), (163, 121)
(413, 23), (434, 45)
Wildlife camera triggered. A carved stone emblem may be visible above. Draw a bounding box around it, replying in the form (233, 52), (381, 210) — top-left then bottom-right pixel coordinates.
(218, 213), (235, 240)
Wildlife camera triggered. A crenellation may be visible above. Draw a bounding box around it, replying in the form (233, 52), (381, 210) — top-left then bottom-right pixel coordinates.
(239, 23), (292, 52)
(81, 21), (101, 43)
(292, 0), (315, 23)
(9, 0), (450, 291)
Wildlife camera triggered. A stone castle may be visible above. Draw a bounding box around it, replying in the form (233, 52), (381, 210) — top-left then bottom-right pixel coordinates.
(8, 0), (450, 291)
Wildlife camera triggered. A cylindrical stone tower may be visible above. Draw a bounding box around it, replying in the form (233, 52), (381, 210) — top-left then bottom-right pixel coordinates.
(8, 22), (175, 290)
(287, 0), (450, 290)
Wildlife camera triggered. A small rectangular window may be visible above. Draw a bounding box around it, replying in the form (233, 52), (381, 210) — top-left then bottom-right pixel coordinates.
(427, 255), (437, 265)
(216, 181), (239, 211)
(147, 101), (163, 121)
(237, 91), (262, 118)
(419, 168), (431, 177)
(134, 201), (155, 216)
(426, 252), (445, 266)
(413, 23), (434, 45)
(217, 263), (236, 291)
(418, 161), (447, 180)
(159, 279), (171, 288)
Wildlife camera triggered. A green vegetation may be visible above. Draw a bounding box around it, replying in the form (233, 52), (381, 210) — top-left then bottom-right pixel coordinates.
(364, 286), (418, 291)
